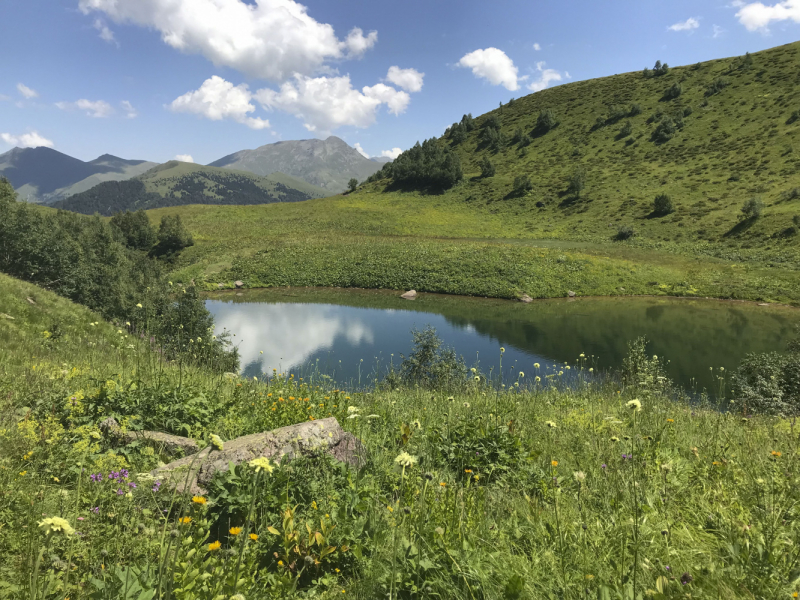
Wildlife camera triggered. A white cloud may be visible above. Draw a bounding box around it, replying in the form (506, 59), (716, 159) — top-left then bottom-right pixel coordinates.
(353, 142), (369, 158)
(120, 100), (137, 118)
(93, 18), (118, 45)
(169, 76), (270, 130)
(457, 47), (519, 91)
(386, 66), (424, 92)
(175, 154), (194, 162)
(17, 83), (38, 99)
(380, 147), (402, 159)
(0, 94), (10, 102)
(55, 99), (115, 118)
(1, 131), (55, 148)
(713, 24), (726, 37)
(668, 17), (701, 31)
(533, 42), (541, 51)
(256, 74), (409, 132)
(527, 61), (563, 92)
(735, 0), (800, 31)
(78, 0), (378, 81)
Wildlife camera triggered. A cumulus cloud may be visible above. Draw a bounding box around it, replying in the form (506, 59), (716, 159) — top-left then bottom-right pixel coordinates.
(17, 83), (38, 99)
(93, 18), (118, 45)
(175, 154), (194, 162)
(668, 17), (701, 31)
(353, 142), (369, 158)
(169, 76), (270, 130)
(713, 24), (726, 37)
(533, 42), (541, 51)
(256, 74), (409, 132)
(78, 0), (378, 81)
(527, 61), (563, 92)
(120, 100), (137, 118)
(55, 99), (115, 118)
(380, 147), (402, 160)
(1, 131), (55, 148)
(735, 0), (800, 31)
(457, 47), (519, 91)
(385, 66), (424, 92)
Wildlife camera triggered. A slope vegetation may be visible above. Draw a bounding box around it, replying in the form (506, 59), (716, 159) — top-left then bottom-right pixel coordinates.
(54, 161), (331, 215)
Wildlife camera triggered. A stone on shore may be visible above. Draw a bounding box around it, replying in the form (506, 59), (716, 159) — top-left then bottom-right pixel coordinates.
(400, 290), (417, 300)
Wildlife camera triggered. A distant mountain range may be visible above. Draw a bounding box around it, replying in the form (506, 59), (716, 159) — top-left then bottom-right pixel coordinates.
(209, 136), (383, 193)
(0, 147), (158, 203)
(54, 161), (330, 216)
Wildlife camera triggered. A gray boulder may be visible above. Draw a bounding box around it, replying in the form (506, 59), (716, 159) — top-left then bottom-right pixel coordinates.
(153, 417), (364, 495)
(568, 290), (576, 298)
(520, 294), (533, 303)
(99, 417), (199, 457)
(400, 290), (417, 300)
(235, 280), (244, 289)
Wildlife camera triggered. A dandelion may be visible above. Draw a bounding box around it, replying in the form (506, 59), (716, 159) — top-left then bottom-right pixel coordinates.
(192, 496), (207, 505)
(465, 469), (473, 474)
(229, 527), (242, 535)
(179, 516), (192, 524)
(249, 533), (258, 541)
(551, 460), (558, 467)
(545, 420), (557, 428)
(666, 418), (674, 423)
(535, 376), (541, 382)
(208, 540), (221, 551)
(210, 434), (224, 451)
(771, 450), (782, 457)
(500, 347), (505, 353)
(249, 457), (274, 474)
(394, 452), (418, 468)
(626, 399), (642, 412)
(38, 517), (75, 536)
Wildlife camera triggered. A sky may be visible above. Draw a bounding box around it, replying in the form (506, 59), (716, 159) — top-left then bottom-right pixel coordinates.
(1, 0), (800, 165)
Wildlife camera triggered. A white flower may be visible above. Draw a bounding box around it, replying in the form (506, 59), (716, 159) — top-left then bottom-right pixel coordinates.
(573, 471), (586, 483)
(347, 406), (360, 415)
(626, 399), (642, 412)
(394, 452), (418, 468)
(249, 457), (274, 473)
(545, 421), (557, 428)
(38, 517), (74, 536)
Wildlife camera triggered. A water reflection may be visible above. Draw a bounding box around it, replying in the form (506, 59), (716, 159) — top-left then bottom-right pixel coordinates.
(206, 289), (799, 391)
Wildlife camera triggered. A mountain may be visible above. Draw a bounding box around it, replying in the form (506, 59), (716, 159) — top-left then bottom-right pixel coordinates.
(208, 136), (383, 193)
(370, 156), (393, 164)
(54, 160), (331, 216)
(0, 147), (157, 203)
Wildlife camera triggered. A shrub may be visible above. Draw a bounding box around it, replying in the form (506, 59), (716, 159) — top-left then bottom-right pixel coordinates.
(518, 132), (532, 147)
(567, 167), (586, 198)
(732, 352), (800, 415)
(653, 193), (674, 215)
(683, 106), (693, 117)
(619, 121), (633, 138)
(512, 174), (533, 196)
(614, 225), (635, 241)
(536, 109), (558, 132)
(663, 83), (682, 100)
(390, 138), (463, 190)
(705, 77), (729, 97)
(397, 326), (467, 389)
(480, 156), (496, 178)
(629, 103), (642, 116)
(607, 105), (627, 123)
(110, 210), (157, 251)
(460, 113), (475, 131)
(483, 114), (501, 130)
(511, 126), (524, 143)
(741, 196), (764, 220)
(153, 214), (194, 256)
(347, 178), (358, 193)
(787, 110), (800, 125)
(652, 117), (678, 144)
(642, 67), (652, 79)
(620, 337), (671, 394)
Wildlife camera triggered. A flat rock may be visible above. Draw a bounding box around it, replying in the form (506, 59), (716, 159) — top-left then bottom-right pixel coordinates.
(217, 283), (225, 289)
(100, 417), (199, 457)
(568, 290), (576, 298)
(520, 294), (533, 303)
(153, 417), (365, 495)
(757, 303), (769, 306)
(400, 290), (417, 300)
(234, 280), (244, 288)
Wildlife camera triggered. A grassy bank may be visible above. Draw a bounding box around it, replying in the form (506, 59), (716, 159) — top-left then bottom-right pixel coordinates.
(3, 271), (800, 599)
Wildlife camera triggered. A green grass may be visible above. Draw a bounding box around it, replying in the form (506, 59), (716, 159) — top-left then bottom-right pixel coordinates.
(3, 270), (800, 599)
(148, 42), (800, 303)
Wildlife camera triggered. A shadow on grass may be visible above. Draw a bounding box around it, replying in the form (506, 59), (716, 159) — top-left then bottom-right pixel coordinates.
(723, 218), (758, 238)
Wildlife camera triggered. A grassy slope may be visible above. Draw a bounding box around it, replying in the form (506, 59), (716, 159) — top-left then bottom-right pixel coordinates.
(155, 43), (800, 302)
(4, 270), (800, 598)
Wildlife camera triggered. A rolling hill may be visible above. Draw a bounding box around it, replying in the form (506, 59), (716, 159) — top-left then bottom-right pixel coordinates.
(208, 136), (383, 193)
(0, 147), (157, 203)
(53, 160), (331, 215)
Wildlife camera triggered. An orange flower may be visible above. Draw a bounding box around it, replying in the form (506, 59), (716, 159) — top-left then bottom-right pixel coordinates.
(771, 450), (782, 457)
(551, 460), (558, 467)
(666, 418), (674, 423)
(439, 482), (447, 487)
(464, 469), (473, 474)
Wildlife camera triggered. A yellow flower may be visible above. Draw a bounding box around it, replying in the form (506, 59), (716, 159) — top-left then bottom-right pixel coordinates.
(249, 457), (274, 473)
(464, 469), (473, 474)
(439, 482), (447, 487)
(534, 363), (540, 369)
(179, 516), (192, 524)
(136, 303), (143, 309)
(278, 560), (284, 566)
(210, 434), (224, 451)
(626, 399), (642, 412)
(551, 460), (558, 467)
(38, 517), (75, 536)
(387, 506), (394, 512)
(208, 540), (221, 551)
(192, 496), (207, 505)
(249, 533), (258, 541)
(666, 418), (674, 423)
(771, 450), (782, 457)
(229, 527), (242, 535)
(545, 420), (557, 428)
(19, 471), (27, 476)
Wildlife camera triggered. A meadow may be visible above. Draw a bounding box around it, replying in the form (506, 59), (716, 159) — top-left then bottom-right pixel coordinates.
(3, 270), (800, 600)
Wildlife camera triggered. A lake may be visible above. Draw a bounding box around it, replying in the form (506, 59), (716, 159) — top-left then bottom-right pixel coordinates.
(206, 288), (799, 391)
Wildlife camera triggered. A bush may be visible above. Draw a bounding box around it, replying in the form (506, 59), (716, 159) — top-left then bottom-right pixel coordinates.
(479, 156), (496, 178)
(741, 196), (764, 220)
(567, 167), (586, 198)
(653, 193), (674, 215)
(536, 109), (558, 132)
(619, 121), (633, 138)
(705, 77), (729, 97)
(518, 132), (532, 147)
(629, 103), (642, 116)
(347, 178), (358, 193)
(683, 106), (693, 117)
(110, 210), (157, 251)
(614, 225), (635, 241)
(663, 83), (682, 100)
(389, 138), (463, 191)
(396, 327), (467, 389)
(153, 214), (194, 257)
(787, 110), (800, 125)
(652, 117), (678, 144)
(732, 352), (800, 415)
(512, 174), (533, 196)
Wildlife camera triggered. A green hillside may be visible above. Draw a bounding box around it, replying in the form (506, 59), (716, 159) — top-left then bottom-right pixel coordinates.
(54, 161), (332, 215)
(154, 42), (800, 303)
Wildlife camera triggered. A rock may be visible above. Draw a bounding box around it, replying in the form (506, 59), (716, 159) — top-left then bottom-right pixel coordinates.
(757, 303), (769, 306)
(400, 290), (417, 300)
(568, 290), (576, 298)
(99, 417), (199, 457)
(26, 297), (36, 305)
(520, 294), (533, 303)
(153, 417), (365, 495)
(234, 280), (244, 289)
(217, 283), (224, 289)
(0, 313), (14, 320)
(618, 287), (626, 292)
(236, 292), (244, 296)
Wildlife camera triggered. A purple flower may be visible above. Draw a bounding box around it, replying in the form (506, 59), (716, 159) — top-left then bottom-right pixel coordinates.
(129, 482), (137, 489)
(92, 507), (99, 514)
(601, 463), (607, 469)
(665, 565), (670, 571)
(152, 481), (162, 493)
(117, 488), (124, 495)
(120, 469), (129, 479)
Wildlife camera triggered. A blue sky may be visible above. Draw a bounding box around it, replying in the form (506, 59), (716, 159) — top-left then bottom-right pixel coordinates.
(1, 0), (799, 164)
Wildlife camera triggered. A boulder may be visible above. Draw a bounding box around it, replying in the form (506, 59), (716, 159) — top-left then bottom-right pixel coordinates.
(153, 417), (365, 495)
(217, 283), (225, 289)
(400, 290), (417, 300)
(568, 290), (576, 298)
(99, 417), (199, 457)
(234, 280), (244, 289)
(520, 294), (533, 303)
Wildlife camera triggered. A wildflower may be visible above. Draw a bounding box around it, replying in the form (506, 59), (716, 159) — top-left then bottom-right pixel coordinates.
(136, 303), (143, 309)
(545, 421), (557, 428)
(439, 482), (447, 487)
(771, 450), (782, 457)
(463, 402), (471, 408)
(465, 469), (473, 474)
(519, 371), (524, 378)
(470, 368), (476, 373)
(19, 471), (27, 477)
(601, 463), (607, 469)
(192, 496), (207, 505)
(589, 368), (594, 372)
(278, 560), (284, 566)
(208, 540), (221, 551)
(38, 517), (75, 536)
(347, 406), (360, 415)
(249, 533), (258, 541)
(210, 434), (224, 451)
(585, 574), (594, 580)
(551, 460), (558, 467)
(558, 371), (564, 376)
(229, 527), (242, 536)
(230, 595), (246, 600)
(394, 452), (418, 468)
(249, 457), (274, 474)
(626, 399), (642, 412)
(386, 506), (394, 512)
(573, 471), (586, 483)
(660, 463), (673, 473)
(474, 375), (480, 381)
(500, 347), (505, 353)
(412, 420), (422, 429)
(534, 363), (540, 369)
(712, 461), (721, 466)
(179, 516), (192, 524)
(435, 527), (445, 536)
(535, 376), (541, 382)
(666, 418), (674, 423)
